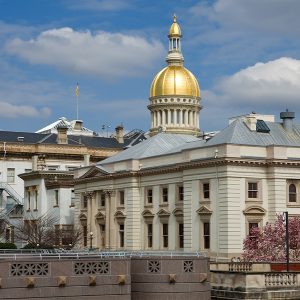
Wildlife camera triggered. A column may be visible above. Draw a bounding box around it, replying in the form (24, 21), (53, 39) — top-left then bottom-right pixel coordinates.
(168, 110), (171, 126)
(162, 109), (166, 126)
(180, 109), (183, 127)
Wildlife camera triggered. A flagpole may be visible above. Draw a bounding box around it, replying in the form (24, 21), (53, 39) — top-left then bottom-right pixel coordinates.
(76, 83), (79, 120)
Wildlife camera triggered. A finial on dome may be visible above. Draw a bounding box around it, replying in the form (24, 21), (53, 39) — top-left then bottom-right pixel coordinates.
(173, 14), (177, 23)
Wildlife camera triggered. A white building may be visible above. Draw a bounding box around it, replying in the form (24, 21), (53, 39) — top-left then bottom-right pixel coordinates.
(74, 17), (300, 258)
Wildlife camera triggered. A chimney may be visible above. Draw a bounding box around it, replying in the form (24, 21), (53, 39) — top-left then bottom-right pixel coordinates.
(74, 120), (83, 131)
(56, 125), (68, 144)
(115, 125), (124, 144)
(280, 110), (295, 133)
(245, 115), (257, 131)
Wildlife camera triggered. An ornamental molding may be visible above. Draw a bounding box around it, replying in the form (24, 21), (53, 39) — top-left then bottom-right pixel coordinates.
(157, 208), (171, 218)
(142, 209), (155, 218)
(196, 205), (212, 215)
(114, 210), (126, 220)
(172, 208), (184, 217)
(243, 205), (266, 215)
(79, 213), (87, 220)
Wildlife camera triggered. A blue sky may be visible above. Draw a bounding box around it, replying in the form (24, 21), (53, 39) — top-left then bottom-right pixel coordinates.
(1, 0), (300, 135)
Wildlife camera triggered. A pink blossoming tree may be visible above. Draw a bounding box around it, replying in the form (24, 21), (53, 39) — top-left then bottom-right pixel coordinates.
(242, 214), (300, 262)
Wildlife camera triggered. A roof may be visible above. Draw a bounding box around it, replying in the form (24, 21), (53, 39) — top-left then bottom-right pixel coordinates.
(100, 133), (200, 164)
(36, 117), (95, 136)
(205, 119), (300, 147)
(0, 130), (145, 149)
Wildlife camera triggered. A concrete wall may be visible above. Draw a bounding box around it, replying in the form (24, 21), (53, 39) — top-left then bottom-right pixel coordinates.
(0, 254), (210, 300)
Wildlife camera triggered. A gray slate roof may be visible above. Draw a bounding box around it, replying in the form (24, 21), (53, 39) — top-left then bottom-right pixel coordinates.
(100, 133), (200, 164)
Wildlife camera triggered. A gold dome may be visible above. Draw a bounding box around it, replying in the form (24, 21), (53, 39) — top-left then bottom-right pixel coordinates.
(169, 15), (181, 37)
(150, 65), (200, 98)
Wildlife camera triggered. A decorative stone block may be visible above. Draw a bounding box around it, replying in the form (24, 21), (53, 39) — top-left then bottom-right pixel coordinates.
(26, 277), (35, 288)
(88, 275), (97, 286)
(169, 273), (176, 283)
(118, 275), (126, 285)
(57, 276), (67, 287)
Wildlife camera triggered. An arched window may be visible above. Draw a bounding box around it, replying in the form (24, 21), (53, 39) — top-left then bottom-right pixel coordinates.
(289, 184), (297, 202)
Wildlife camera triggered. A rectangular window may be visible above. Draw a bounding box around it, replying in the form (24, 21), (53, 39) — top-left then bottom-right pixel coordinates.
(146, 188), (153, 204)
(179, 223), (184, 248)
(147, 223), (153, 248)
(162, 223), (168, 248)
(27, 191), (31, 210)
(70, 190), (75, 207)
(249, 222), (258, 235)
(7, 168), (15, 183)
(162, 187), (168, 203)
(119, 224), (125, 248)
(54, 190), (59, 207)
(178, 186), (184, 201)
(100, 224), (106, 248)
(34, 190), (38, 210)
(203, 183), (210, 199)
(83, 225), (87, 247)
(61, 225), (73, 246)
(248, 182), (258, 198)
(119, 190), (125, 206)
(100, 193), (106, 207)
(203, 222), (210, 249)
(82, 195), (88, 209)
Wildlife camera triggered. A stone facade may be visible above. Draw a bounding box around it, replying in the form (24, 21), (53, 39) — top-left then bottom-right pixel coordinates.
(0, 253), (210, 299)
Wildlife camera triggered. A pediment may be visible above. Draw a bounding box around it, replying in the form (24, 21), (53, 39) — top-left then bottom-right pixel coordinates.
(173, 208), (183, 217)
(79, 213), (87, 220)
(142, 209), (154, 218)
(157, 209), (170, 217)
(243, 206), (266, 215)
(79, 166), (109, 179)
(95, 211), (105, 220)
(114, 210), (126, 219)
(196, 205), (212, 215)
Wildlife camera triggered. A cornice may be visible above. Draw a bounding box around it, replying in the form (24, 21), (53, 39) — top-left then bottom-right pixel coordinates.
(75, 157), (300, 184)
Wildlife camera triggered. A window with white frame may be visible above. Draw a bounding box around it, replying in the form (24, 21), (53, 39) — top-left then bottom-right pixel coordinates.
(161, 187), (168, 203)
(119, 224), (125, 248)
(162, 223), (168, 248)
(118, 190), (125, 206)
(146, 188), (153, 204)
(7, 168), (15, 183)
(247, 182), (258, 199)
(203, 222), (210, 249)
(178, 185), (184, 202)
(203, 183), (210, 200)
(147, 223), (153, 248)
(289, 184), (297, 203)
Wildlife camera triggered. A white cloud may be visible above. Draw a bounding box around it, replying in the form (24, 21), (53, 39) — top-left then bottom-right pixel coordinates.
(64, 0), (132, 11)
(5, 27), (165, 79)
(0, 102), (51, 118)
(206, 57), (300, 107)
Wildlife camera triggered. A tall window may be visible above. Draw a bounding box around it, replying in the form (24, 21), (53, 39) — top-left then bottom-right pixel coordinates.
(100, 224), (106, 248)
(119, 224), (125, 248)
(147, 223), (153, 248)
(289, 184), (297, 202)
(203, 183), (210, 199)
(83, 225), (87, 247)
(119, 190), (125, 206)
(27, 191), (31, 210)
(178, 186), (184, 202)
(248, 182), (258, 198)
(82, 196), (88, 209)
(146, 188), (153, 204)
(162, 187), (168, 203)
(54, 190), (59, 207)
(100, 193), (106, 207)
(162, 223), (168, 248)
(7, 168), (15, 183)
(203, 222), (210, 249)
(179, 223), (184, 248)
(34, 190), (38, 210)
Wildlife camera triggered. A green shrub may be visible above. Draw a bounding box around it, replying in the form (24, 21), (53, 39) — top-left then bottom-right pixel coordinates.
(0, 242), (17, 249)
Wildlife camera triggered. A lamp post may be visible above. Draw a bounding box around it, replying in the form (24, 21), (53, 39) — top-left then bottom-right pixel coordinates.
(284, 211), (290, 272)
(89, 232), (94, 251)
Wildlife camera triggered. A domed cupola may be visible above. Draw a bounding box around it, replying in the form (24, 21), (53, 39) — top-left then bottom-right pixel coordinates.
(148, 15), (202, 136)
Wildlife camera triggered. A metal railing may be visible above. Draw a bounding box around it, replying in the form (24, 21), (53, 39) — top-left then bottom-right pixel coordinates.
(0, 249), (206, 261)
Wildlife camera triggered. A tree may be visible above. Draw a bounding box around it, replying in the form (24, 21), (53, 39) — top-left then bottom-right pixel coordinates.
(242, 214), (300, 262)
(13, 212), (83, 249)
